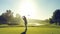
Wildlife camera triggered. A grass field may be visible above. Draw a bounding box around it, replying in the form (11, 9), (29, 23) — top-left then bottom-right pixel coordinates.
(0, 25), (60, 34)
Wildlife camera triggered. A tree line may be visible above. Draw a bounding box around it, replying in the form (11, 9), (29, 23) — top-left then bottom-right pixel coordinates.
(0, 9), (60, 26)
(49, 9), (60, 25)
(0, 10), (23, 25)
(40, 9), (60, 26)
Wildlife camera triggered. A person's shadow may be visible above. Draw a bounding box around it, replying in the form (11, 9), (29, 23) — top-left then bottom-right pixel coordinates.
(21, 28), (27, 34)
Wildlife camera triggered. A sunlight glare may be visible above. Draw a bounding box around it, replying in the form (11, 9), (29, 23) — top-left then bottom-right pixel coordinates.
(18, 0), (39, 19)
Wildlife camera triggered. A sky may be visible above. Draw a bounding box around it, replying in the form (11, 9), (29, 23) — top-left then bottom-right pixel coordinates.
(0, 0), (60, 20)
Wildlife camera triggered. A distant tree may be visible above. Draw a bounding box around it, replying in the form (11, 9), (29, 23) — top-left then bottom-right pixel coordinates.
(44, 19), (49, 22)
(49, 18), (54, 24)
(50, 9), (60, 25)
(8, 13), (23, 25)
(13, 14), (21, 25)
(15, 14), (23, 25)
(0, 10), (23, 25)
(0, 16), (7, 24)
(0, 10), (16, 25)
(2, 10), (14, 24)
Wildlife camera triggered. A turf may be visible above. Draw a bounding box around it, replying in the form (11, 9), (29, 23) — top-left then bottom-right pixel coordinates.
(0, 26), (60, 34)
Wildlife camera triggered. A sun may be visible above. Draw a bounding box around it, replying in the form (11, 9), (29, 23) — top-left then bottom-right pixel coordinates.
(17, 0), (38, 19)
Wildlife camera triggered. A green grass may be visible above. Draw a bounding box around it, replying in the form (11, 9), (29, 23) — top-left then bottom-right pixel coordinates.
(0, 27), (24, 34)
(0, 26), (60, 34)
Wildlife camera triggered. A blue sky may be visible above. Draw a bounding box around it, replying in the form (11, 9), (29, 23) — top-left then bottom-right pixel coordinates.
(35, 0), (60, 20)
(0, 0), (60, 20)
(0, 0), (21, 14)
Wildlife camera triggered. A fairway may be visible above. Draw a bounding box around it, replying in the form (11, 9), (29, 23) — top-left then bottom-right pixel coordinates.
(0, 27), (60, 34)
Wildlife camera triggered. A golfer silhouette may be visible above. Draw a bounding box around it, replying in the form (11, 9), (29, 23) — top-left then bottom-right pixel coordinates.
(21, 16), (27, 34)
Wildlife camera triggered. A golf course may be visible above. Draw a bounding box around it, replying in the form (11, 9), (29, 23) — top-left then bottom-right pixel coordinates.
(0, 25), (60, 34)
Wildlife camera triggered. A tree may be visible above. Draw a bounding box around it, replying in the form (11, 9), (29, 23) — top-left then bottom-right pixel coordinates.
(2, 10), (14, 24)
(0, 16), (7, 24)
(15, 14), (24, 25)
(0, 10), (23, 25)
(0, 10), (15, 25)
(50, 9), (60, 25)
